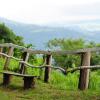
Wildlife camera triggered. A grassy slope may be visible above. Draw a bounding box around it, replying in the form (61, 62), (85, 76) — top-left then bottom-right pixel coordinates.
(0, 58), (100, 100)
(0, 74), (100, 100)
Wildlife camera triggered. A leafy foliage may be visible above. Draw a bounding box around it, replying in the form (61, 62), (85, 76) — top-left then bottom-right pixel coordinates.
(0, 23), (24, 45)
(47, 38), (100, 69)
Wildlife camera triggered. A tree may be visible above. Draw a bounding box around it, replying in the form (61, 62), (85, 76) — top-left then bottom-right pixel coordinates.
(47, 38), (100, 69)
(0, 23), (24, 45)
(0, 23), (26, 58)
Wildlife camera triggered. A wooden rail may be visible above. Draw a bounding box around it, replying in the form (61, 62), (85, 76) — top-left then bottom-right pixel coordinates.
(1, 43), (100, 55)
(0, 43), (100, 90)
(66, 65), (100, 73)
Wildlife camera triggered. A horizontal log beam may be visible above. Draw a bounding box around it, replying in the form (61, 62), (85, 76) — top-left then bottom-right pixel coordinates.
(1, 51), (100, 73)
(0, 43), (26, 49)
(66, 65), (100, 73)
(1, 43), (100, 55)
(0, 52), (22, 61)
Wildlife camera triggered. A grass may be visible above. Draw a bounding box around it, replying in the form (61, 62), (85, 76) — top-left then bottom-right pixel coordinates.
(50, 71), (79, 90)
(0, 58), (100, 99)
(0, 74), (100, 100)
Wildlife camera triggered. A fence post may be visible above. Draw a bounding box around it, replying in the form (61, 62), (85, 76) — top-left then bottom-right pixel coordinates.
(44, 54), (52, 83)
(19, 52), (29, 74)
(78, 52), (91, 90)
(0, 47), (3, 58)
(38, 55), (46, 80)
(4, 47), (14, 70)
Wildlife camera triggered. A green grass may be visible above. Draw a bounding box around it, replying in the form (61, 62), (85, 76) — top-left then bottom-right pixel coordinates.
(0, 58), (100, 100)
(0, 74), (100, 100)
(50, 71), (79, 90)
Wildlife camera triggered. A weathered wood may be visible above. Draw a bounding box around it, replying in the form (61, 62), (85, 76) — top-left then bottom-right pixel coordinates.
(44, 54), (52, 83)
(3, 73), (12, 87)
(38, 55), (46, 80)
(43, 54), (46, 65)
(1, 71), (37, 77)
(23, 77), (35, 89)
(4, 47), (14, 70)
(66, 65), (100, 73)
(1, 71), (37, 89)
(19, 52), (29, 74)
(0, 43), (26, 50)
(78, 52), (91, 90)
(0, 43), (13, 48)
(23, 48), (100, 55)
(0, 47), (3, 53)
(0, 47), (3, 57)
(1, 43), (100, 55)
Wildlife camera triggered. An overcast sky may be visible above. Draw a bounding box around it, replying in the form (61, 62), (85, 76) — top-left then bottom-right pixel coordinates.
(0, 0), (100, 25)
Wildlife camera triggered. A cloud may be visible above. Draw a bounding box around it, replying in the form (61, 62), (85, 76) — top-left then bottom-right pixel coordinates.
(0, 0), (100, 24)
(62, 2), (100, 16)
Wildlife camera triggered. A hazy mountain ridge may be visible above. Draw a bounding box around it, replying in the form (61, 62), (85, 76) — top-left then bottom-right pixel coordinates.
(0, 17), (100, 49)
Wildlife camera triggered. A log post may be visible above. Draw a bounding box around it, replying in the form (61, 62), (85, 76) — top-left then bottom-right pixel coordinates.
(3, 73), (12, 87)
(0, 47), (3, 58)
(19, 52), (29, 74)
(38, 55), (46, 80)
(43, 54), (46, 65)
(44, 54), (52, 83)
(23, 77), (35, 89)
(4, 47), (14, 70)
(78, 52), (91, 90)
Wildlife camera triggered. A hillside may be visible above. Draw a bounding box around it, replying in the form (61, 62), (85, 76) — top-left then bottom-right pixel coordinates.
(0, 17), (100, 49)
(0, 76), (100, 100)
(0, 57), (100, 100)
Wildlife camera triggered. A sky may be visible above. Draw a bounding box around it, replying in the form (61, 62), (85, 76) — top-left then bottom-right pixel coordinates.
(0, 0), (100, 25)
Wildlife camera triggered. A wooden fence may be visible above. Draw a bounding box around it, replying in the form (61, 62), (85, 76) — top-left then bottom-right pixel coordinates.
(0, 43), (100, 90)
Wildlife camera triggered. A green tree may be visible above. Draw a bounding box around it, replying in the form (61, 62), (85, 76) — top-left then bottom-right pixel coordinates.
(0, 23), (24, 45)
(0, 23), (26, 57)
(47, 38), (100, 69)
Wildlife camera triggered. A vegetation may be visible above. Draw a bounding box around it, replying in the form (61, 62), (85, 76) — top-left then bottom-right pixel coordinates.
(0, 23), (24, 45)
(0, 58), (100, 100)
(0, 24), (100, 99)
(0, 77), (100, 100)
(47, 38), (100, 69)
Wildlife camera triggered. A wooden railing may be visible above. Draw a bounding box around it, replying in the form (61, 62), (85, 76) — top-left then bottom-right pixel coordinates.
(0, 43), (100, 90)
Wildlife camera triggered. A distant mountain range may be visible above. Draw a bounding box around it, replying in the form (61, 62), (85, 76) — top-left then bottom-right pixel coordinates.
(0, 17), (100, 49)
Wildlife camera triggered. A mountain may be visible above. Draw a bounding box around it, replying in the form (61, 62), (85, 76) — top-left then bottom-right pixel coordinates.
(0, 17), (100, 49)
